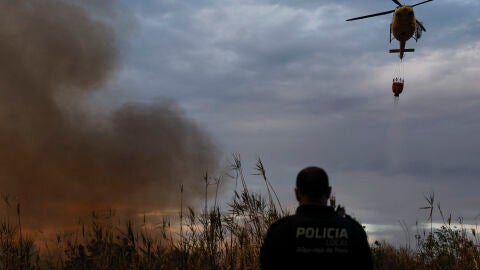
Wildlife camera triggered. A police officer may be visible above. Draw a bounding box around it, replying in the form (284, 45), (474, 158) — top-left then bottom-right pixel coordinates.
(260, 166), (373, 269)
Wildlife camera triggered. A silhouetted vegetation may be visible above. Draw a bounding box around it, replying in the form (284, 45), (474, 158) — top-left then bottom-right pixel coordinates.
(1, 157), (479, 269)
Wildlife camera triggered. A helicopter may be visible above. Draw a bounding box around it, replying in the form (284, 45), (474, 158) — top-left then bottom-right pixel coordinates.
(346, 0), (433, 60)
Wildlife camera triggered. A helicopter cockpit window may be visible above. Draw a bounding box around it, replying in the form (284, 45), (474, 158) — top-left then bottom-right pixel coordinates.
(415, 23), (423, 40)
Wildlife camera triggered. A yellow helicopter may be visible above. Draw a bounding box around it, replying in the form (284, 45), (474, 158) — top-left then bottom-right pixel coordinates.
(347, 0), (433, 59)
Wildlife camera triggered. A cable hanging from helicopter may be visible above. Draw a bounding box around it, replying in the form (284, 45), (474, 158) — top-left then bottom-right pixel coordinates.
(391, 20), (423, 97)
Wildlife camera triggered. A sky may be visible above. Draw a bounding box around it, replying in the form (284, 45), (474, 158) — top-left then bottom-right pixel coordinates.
(1, 0), (479, 246)
(98, 0), (479, 245)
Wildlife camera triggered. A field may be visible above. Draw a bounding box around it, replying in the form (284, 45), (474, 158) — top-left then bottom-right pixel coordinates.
(1, 157), (479, 269)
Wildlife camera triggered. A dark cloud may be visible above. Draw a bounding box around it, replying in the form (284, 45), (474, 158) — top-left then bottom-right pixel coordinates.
(111, 0), (480, 243)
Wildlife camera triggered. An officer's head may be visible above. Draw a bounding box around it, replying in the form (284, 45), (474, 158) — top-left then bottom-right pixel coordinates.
(295, 166), (331, 205)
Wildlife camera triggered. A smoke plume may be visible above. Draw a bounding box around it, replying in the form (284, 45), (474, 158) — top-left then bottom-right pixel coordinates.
(0, 1), (218, 230)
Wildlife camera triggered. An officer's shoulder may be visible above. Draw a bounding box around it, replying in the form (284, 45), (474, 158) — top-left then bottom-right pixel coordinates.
(343, 214), (367, 232)
(267, 215), (294, 232)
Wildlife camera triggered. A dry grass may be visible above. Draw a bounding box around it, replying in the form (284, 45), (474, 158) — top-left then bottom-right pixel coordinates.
(0, 158), (479, 269)
(372, 192), (480, 270)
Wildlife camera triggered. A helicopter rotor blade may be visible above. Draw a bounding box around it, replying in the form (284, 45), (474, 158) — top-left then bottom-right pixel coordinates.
(392, 0), (403, 7)
(346, 9), (396, 21)
(416, 20), (426, 31)
(410, 0), (434, 8)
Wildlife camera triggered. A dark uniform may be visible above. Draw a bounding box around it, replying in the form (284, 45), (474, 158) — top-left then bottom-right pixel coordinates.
(260, 205), (373, 270)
